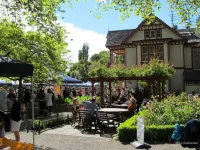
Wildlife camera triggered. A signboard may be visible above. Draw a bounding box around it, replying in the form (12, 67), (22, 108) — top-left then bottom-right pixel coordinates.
(137, 117), (145, 143)
(55, 85), (61, 95)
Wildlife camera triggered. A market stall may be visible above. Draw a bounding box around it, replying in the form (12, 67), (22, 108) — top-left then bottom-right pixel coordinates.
(0, 55), (34, 148)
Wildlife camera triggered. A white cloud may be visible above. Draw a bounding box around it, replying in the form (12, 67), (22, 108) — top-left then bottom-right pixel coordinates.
(59, 21), (108, 62)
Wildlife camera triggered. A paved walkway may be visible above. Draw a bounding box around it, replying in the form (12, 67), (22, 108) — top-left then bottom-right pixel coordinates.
(6, 125), (193, 150)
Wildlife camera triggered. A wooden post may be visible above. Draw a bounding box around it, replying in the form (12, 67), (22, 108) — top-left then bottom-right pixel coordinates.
(109, 82), (112, 106)
(92, 81), (94, 96)
(153, 80), (155, 96)
(162, 81), (165, 99)
(147, 81), (151, 99)
(100, 81), (104, 107)
(116, 55), (119, 64)
(158, 80), (161, 101)
(18, 77), (23, 103)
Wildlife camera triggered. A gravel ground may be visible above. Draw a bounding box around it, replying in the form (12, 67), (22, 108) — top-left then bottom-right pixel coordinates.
(5, 132), (195, 150)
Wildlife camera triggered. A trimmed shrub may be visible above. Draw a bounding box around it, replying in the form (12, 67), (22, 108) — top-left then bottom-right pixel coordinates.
(117, 125), (174, 143)
(117, 93), (200, 143)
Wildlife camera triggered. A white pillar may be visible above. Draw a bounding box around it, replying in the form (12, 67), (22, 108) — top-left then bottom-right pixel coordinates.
(164, 43), (168, 63)
(164, 43), (169, 92)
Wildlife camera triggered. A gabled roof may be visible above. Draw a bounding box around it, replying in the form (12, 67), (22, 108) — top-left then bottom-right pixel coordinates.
(122, 17), (185, 43)
(106, 19), (200, 47)
(106, 29), (135, 47)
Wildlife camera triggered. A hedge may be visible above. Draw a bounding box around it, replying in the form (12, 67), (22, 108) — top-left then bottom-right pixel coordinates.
(117, 125), (174, 143)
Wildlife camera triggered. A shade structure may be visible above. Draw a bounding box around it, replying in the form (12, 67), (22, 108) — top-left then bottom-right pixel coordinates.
(62, 75), (82, 83)
(0, 56), (33, 77)
(0, 80), (12, 86)
(0, 55), (35, 147)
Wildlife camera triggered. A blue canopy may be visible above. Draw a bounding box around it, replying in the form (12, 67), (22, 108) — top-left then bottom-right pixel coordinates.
(62, 75), (82, 83)
(0, 80), (12, 86)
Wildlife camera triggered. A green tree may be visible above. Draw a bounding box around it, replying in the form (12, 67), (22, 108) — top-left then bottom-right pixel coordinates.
(0, 0), (67, 34)
(0, 20), (68, 83)
(68, 50), (110, 81)
(78, 43), (89, 61)
(90, 50), (109, 65)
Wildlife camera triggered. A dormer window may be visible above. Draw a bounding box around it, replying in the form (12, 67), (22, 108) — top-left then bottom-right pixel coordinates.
(145, 30), (162, 39)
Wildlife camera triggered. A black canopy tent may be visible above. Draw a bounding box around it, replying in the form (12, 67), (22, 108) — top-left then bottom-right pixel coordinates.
(0, 56), (35, 147)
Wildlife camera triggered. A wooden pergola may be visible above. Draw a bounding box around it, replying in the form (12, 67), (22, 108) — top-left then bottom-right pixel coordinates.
(88, 76), (169, 107)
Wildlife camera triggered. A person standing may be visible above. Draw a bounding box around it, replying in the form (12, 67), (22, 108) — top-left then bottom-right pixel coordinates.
(46, 89), (53, 115)
(8, 93), (22, 142)
(0, 86), (8, 111)
(23, 89), (31, 107)
(134, 87), (143, 113)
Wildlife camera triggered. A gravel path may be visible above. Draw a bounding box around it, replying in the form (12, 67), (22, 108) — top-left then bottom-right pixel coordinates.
(5, 132), (194, 150)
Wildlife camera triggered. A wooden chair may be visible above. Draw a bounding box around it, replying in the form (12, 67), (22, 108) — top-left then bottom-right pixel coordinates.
(71, 106), (79, 127)
(96, 111), (117, 133)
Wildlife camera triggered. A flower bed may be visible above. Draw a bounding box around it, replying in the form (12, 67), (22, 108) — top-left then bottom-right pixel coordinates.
(117, 93), (200, 143)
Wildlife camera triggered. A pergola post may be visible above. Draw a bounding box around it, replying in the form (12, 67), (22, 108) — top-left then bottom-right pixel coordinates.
(100, 81), (104, 107)
(109, 81), (112, 105)
(162, 81), (165, 99)
(147, 81), (151, 99)
(158, 80), (161, 101)
(91, 81), (94, 96)
(153, 80), (155, 96)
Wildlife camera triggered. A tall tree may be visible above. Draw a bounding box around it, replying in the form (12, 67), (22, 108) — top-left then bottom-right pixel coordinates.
(78, 43), (89, 61)
(0, 20), (68, 83)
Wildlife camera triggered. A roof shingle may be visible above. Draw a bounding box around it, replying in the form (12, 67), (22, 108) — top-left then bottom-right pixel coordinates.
(106, 28), (200, 47)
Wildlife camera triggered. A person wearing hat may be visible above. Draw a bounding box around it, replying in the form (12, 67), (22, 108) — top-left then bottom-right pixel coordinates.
(0, 86), (8, 111)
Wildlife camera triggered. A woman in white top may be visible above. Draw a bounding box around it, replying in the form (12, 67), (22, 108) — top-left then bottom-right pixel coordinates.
(46, 89), (53, 115)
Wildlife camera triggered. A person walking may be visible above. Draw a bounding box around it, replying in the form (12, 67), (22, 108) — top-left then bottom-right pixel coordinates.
(46, 89), (53, 115)
(0, 86), (8, 111)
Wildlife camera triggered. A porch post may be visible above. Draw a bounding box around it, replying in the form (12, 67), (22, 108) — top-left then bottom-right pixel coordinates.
(116, 55), (119, 64)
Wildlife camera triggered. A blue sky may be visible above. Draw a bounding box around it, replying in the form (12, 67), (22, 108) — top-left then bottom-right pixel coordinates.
(58, 1), (184, 62)
(59, 0), (179, 34)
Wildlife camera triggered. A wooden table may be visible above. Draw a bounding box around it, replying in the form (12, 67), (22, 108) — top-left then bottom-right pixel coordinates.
(111, 103), (129, 108)
(97, 108), (128, 123)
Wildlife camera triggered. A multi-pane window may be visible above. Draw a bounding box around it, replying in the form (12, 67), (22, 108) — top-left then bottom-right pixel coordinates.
(141, 45), (163, 64)
(144, 30), (162, 39)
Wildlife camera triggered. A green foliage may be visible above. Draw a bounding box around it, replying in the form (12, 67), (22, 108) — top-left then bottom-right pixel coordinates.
(34, 120), (45, 130)
(0, 20), (68, 83)
(63, 96), (100, 104)
(89, 0), (200, 28)
(117, 93), (200, 142)
(0, 0), (67, 35)
(117, 124), (174, 142)
(68, 50), (110, 81)
(90, 50), (110, 65)
(89, 58), (175, 78)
